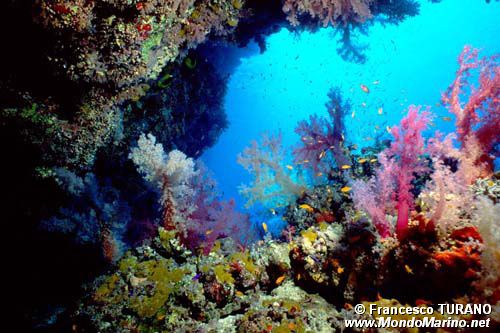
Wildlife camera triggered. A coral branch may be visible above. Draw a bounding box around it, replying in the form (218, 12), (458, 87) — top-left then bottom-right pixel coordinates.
(238, 133), (305, 208)
(293, 87), (350, 177)
(442, 45), (500, 177)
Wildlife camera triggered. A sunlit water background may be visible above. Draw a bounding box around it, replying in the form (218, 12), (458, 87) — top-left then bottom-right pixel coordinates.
(202, 0), (499, 232)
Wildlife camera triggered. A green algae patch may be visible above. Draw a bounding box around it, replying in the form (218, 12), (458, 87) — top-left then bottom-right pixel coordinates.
(94, 273), (120, 302)
(158, 227), (176, 250)
(118, 254), (138, 273)
(214, 264), (235, 285)
(211, 240), (221, 253)
(130, 258), (189, 318)
(230, 250), (258, 275)
(141, 18), (166, 63)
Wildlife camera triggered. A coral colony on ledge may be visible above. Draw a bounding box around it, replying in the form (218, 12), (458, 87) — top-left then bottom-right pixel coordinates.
(1, 1), (499, 332)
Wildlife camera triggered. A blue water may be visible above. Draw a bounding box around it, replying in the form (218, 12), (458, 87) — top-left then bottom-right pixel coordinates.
(202, 0), (500, 215)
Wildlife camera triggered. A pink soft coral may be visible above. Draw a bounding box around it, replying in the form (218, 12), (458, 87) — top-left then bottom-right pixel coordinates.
(442, 45), (500, 178)
(185, 164), (252, 253)
(352, 106), (430, 239)
(389, 106), (431, 239)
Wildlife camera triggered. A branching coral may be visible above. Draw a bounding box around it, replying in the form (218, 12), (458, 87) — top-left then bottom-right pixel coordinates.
(130, 133), (251, 252)
(442, 45), (500, 178)
(389, 106), (431, 239)
(419, 133), (474, 232)
(129, 133), (197, 233)
(352, 106), (430, 239)
(238, 133), (306, 208)
(283, 0), (374, 27)
(282, 0), (419, 63)
(293, 87), (351, 177)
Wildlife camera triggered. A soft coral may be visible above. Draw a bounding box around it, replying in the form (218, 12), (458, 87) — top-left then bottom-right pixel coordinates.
(352, 106), (430, 239)
(293, 87), (351, 177)
(442, 46), (500, 176)
(389, 106), (431, 239)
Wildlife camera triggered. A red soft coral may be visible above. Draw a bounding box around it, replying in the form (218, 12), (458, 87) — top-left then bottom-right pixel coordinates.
(442, 46), (500, 177)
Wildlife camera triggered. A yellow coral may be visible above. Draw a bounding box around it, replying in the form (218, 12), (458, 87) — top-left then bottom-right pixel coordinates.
(130, 259), (189, 318)
(230, 250), (258, 275)
(301, 229), (318, 243)
(94, 274), (119, 301)
(214, 264), (235, 285)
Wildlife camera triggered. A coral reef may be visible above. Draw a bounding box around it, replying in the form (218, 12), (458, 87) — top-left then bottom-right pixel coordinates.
(238, 133), (306, 208)
(34, 0), (244, 88)
(130, 133), (252, 253)
(282, 0), (420, 62)
(283, 0), (375, 27)
(442, 46), (500, 177)
(1, 0), (497, 330)
(293, 87), (351, 177)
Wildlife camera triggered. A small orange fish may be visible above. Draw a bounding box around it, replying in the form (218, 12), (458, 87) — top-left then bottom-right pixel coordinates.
(370, 158), (377, 163)
(404, 264), (414, 274)
(288, 323), (296, 330)
(337, 267), (344, 274)
(360, 84), (370, 93)
(358, 158), (367, 163)
(341, 165), (351, 170)
(377, 107), (383, 115)
(275, 275), (286, 285)
(286, 165), (294, 170)
(442, 116), (452, 122)
(205, 230), (213, 235)
(297, 273), (302, 280)
(299, 204), (314, 213)
(316, 172), (323, 177)
(341, 186), (351, 193)
(262, 223), (268, 233)
(235, 291), (244, 297)
(318, 151), (326, 159)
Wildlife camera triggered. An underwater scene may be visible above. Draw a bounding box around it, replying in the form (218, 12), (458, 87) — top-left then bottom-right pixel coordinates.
(2, 0), (499, 332)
